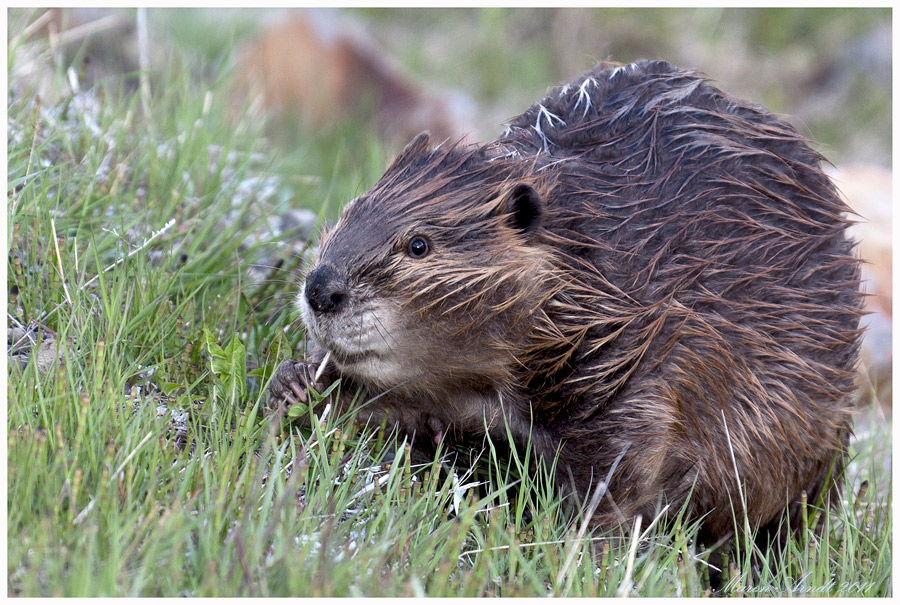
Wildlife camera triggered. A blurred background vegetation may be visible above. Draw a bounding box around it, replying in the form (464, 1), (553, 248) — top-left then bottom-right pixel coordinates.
(146, 7), (890, 166)
(21, 7), (889, 167)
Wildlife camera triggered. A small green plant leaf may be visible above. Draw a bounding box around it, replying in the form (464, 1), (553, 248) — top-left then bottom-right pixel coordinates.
(204, 328), (247, 404)
(287, 402), (308, 418)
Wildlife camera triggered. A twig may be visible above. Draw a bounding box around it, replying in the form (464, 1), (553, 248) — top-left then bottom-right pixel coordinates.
(136, 7), (151, 116)
(637, 504), (670, 541)
(721, 410), (752, 538)
(348, 471), (393, 503)
(50, 216), (73, 305)
(317, 403), (332, 426)
(106, 430), (155, 486)
(83, 218), (175, 288)
(459, 535), (611, 558)
(66, 66), (80, 94)
(57, 14), (122, 46)
(314, 351), (332, 383)
(11, 9), (54, 47)
(617, 514), (643, 598)
(47, 17), (61, 67)
(9, 326), (37, 350)
(641, 538), (722, 571)
(72, 497), (95, 525)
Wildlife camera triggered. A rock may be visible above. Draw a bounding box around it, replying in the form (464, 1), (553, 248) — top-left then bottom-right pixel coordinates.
(34, 337), (66, 374)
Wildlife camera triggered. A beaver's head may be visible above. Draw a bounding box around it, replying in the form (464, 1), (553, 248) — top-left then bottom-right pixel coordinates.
(299, 134), (557, 396)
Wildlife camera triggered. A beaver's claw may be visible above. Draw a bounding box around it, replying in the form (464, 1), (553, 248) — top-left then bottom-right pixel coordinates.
(268, 359), (322, 409)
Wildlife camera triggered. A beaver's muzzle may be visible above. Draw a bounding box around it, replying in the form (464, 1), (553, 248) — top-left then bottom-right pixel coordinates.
(305, 264), (349, 315)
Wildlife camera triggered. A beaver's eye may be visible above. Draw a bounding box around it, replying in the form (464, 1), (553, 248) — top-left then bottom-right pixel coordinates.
(408, 236), (429, 259)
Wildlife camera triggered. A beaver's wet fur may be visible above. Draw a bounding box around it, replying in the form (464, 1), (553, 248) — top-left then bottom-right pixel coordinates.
(271, 60), (862, 544)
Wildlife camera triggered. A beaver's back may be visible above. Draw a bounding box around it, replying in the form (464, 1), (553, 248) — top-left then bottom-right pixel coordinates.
(498, 60), (861, 540)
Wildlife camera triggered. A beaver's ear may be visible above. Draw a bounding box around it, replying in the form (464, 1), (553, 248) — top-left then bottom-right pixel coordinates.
(503, 182), (543, 238)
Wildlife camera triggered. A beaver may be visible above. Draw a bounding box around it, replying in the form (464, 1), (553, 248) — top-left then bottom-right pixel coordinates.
(270, 60), (862, 544)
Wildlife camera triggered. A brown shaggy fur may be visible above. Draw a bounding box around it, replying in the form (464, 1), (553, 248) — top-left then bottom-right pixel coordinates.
(271, 60), (863, 544)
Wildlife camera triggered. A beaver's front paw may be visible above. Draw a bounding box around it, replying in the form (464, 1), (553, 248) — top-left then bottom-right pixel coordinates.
(268, 359), (325, 410)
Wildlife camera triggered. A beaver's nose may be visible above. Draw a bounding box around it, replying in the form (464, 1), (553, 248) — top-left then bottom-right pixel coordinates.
(305, 265), (349, 314)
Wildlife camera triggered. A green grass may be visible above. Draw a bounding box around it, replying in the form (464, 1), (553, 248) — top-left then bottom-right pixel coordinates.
(7, 9), (892, 597)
